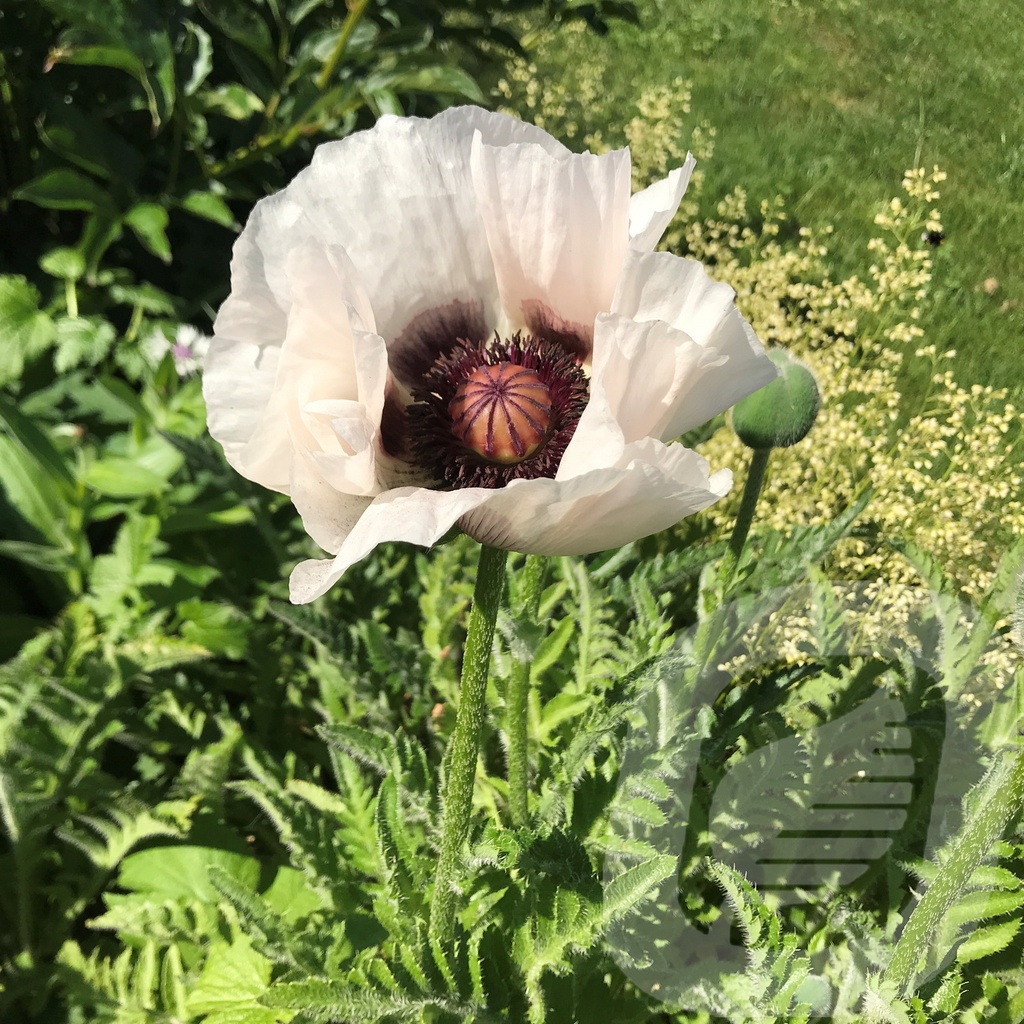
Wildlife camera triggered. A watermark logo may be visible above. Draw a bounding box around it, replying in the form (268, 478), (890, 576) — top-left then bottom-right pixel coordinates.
(603, 581), (1012, 1019)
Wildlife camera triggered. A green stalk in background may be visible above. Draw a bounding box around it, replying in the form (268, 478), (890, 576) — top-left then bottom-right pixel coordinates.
(316, 0), (371, 92)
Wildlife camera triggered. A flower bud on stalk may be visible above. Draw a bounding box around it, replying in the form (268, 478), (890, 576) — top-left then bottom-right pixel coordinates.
(721, 349), (821, 591)
(731, 348), (821, 450)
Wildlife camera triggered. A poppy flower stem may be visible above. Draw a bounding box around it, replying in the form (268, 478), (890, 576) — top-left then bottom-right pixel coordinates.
(430, 543), (509, 940)
(507, 555), (545, 827)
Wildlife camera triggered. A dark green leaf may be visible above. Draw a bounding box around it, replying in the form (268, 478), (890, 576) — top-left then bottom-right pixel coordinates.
(13, 169), (114, 213)
(124, 202), (172, 263)
(0, 436), (69, 542)
(38, 97), (145, 183)
(0, 392), (76, 491)
(198, 82), (266, 120)
(180, 190), (239, 229)
(197, 0), (277, 71)
(0, 540), (76, 573)
(182, 20), (214, 95)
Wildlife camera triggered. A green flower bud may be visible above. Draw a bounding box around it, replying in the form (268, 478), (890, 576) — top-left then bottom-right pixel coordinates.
(731, 348), (821, 450)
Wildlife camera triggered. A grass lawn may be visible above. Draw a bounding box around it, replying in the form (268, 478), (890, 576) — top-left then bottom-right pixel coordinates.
(535, 0), (1024, 398)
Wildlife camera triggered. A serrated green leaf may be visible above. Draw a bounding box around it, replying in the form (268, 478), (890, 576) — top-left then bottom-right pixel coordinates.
(600, 854), (677, 925)
(116, 634), (212, 671)
(108, 282), (176, 314)
(956, 917), (1022, 963)
(54, 316), (117, 372)
(926, 968), (961, 1016)
(946, 887), (1024, 930)
(537, 691), (592, 743)
(187, 936), (275, 1017)
(0, 276), (57, 384)
(178, 599), (250, 659)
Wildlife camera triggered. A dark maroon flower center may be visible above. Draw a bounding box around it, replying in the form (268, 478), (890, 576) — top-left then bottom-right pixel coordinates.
(406, 333), (589, 490)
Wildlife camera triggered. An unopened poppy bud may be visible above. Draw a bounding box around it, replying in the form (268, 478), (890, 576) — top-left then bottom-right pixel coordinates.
(731, 348), (820, 450)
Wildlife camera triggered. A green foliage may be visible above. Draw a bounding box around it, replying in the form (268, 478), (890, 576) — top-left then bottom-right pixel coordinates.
(2, 457), (1022, 1021)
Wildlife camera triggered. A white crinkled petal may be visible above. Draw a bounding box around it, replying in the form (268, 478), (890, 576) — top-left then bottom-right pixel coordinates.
(609, 250), (778, 434)
(612, 248), (735, 342)
(289, 439), (731, 604)
(203, 334), (284, 487)
(204, 192), (307, 491)
(297, 107), (570, 345)
(628, 156), (696, 251)
(556, 356), (628, 480)
(290, 451), (374, 555)
(206, 237), (388, 495)
(289, 486), (495, 603)
(470, 132), (632, 335)
(460, 437), (731, 555)
(587, 312), (728, 444)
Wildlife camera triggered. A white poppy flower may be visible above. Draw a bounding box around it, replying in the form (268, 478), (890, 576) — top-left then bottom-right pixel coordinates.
(203, 106), (777, 603)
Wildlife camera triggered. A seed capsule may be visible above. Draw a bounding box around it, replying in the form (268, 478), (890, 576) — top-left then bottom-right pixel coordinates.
(449, 362), (553, 464)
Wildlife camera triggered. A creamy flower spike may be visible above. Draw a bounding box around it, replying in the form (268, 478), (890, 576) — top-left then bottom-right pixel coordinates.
(204, 106), (778, 603)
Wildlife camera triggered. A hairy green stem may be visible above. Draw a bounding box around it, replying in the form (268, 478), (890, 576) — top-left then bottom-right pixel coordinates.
(883, 744), (1024, 996)
(316, 0), (370, 93)
(507, 555), (545, 827)
(430, 544), (508, 939)
(692, 447), (772, 671)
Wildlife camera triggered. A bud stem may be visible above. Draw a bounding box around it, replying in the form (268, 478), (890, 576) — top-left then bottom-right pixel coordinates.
(430, 544), (509, 940)
(721, 447), (771, 589)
